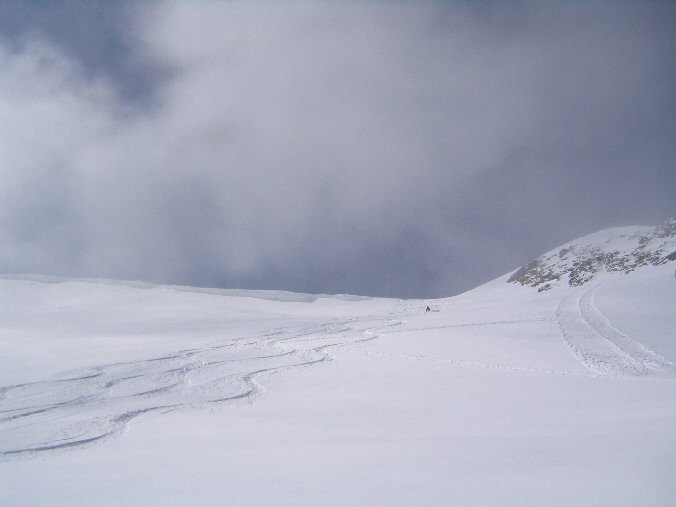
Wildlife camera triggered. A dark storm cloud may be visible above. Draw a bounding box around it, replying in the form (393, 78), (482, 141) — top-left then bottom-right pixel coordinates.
(1, 1), (674, 297)
(0, 0), (166, 103)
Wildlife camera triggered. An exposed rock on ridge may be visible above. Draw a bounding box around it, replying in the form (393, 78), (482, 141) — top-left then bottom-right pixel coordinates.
(508, 218), (676, 291)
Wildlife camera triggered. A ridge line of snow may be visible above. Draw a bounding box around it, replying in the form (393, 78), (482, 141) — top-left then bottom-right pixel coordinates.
(0, 273), (373, 302)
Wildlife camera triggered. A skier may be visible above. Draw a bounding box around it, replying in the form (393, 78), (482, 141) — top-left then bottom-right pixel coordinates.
(425, 306), (431, 313)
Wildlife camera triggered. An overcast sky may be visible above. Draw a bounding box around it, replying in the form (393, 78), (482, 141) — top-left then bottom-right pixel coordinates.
(1, 1), (674, 298)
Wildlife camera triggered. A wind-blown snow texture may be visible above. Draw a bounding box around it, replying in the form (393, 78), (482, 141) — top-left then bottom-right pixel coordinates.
(1, 222), (675, 506)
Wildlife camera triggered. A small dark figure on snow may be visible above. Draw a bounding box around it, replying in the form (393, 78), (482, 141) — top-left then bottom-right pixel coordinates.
(425, 306), (431, 312)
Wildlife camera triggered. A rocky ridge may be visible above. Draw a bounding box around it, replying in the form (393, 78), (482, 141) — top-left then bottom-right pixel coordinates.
(508, 218), (676, 291)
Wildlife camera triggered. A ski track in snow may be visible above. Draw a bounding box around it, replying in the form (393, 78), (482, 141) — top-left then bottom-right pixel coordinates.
(556, 285), (676, 379)
(0, 315), (403, 458)
(5, 289), (673, 458)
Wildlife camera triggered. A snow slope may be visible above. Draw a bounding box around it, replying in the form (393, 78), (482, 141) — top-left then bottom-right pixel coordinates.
(1, 224), (675, 506)
(507, 218), (675, 290)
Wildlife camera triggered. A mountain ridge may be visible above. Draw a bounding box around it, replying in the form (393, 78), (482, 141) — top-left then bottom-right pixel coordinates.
(507, 218), (676, 291)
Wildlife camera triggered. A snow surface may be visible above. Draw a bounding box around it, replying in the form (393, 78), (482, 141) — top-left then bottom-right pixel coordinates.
(1, 259), (675, 505)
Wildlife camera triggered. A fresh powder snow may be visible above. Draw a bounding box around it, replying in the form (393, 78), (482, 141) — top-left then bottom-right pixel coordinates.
(1, 221), (675, 506)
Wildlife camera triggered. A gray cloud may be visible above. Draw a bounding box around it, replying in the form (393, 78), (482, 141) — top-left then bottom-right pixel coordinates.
(0, 0), (166, 104)
(1, 1), (674, 297)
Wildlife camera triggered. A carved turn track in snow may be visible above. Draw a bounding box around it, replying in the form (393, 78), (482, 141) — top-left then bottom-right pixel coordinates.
(0, 316), (403, 458)
(556, 285), (676, 379)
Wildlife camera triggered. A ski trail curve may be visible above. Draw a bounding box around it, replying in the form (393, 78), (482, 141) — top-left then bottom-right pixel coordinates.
(0, 316), (403, 458)
(556, 285), (676, 379)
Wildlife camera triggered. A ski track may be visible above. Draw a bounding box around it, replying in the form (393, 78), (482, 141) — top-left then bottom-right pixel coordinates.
(6, 289), (671, 458)
(556, 285), (676, 379)
(0, 315), (403, 458)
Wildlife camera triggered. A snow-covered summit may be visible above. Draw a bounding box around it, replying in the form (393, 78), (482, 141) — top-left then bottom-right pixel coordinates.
(507, 218), (676, 291)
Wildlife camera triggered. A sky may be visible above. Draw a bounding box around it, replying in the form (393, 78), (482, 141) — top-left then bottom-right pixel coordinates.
(0, 1), (674, 298)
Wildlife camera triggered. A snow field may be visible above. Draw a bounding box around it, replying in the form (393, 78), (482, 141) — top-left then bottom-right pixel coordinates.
(1, 264), (675, 505)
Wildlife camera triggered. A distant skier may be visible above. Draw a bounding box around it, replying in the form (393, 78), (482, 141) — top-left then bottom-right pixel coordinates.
(425, 306), (431, 313)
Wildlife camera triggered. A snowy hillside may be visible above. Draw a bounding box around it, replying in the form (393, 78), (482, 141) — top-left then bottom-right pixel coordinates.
(1, 223), (675, 506)
(508, 217), (676, 291)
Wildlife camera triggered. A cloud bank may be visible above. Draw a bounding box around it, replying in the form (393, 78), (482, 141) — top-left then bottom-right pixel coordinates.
(1, 1), (674, 297)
